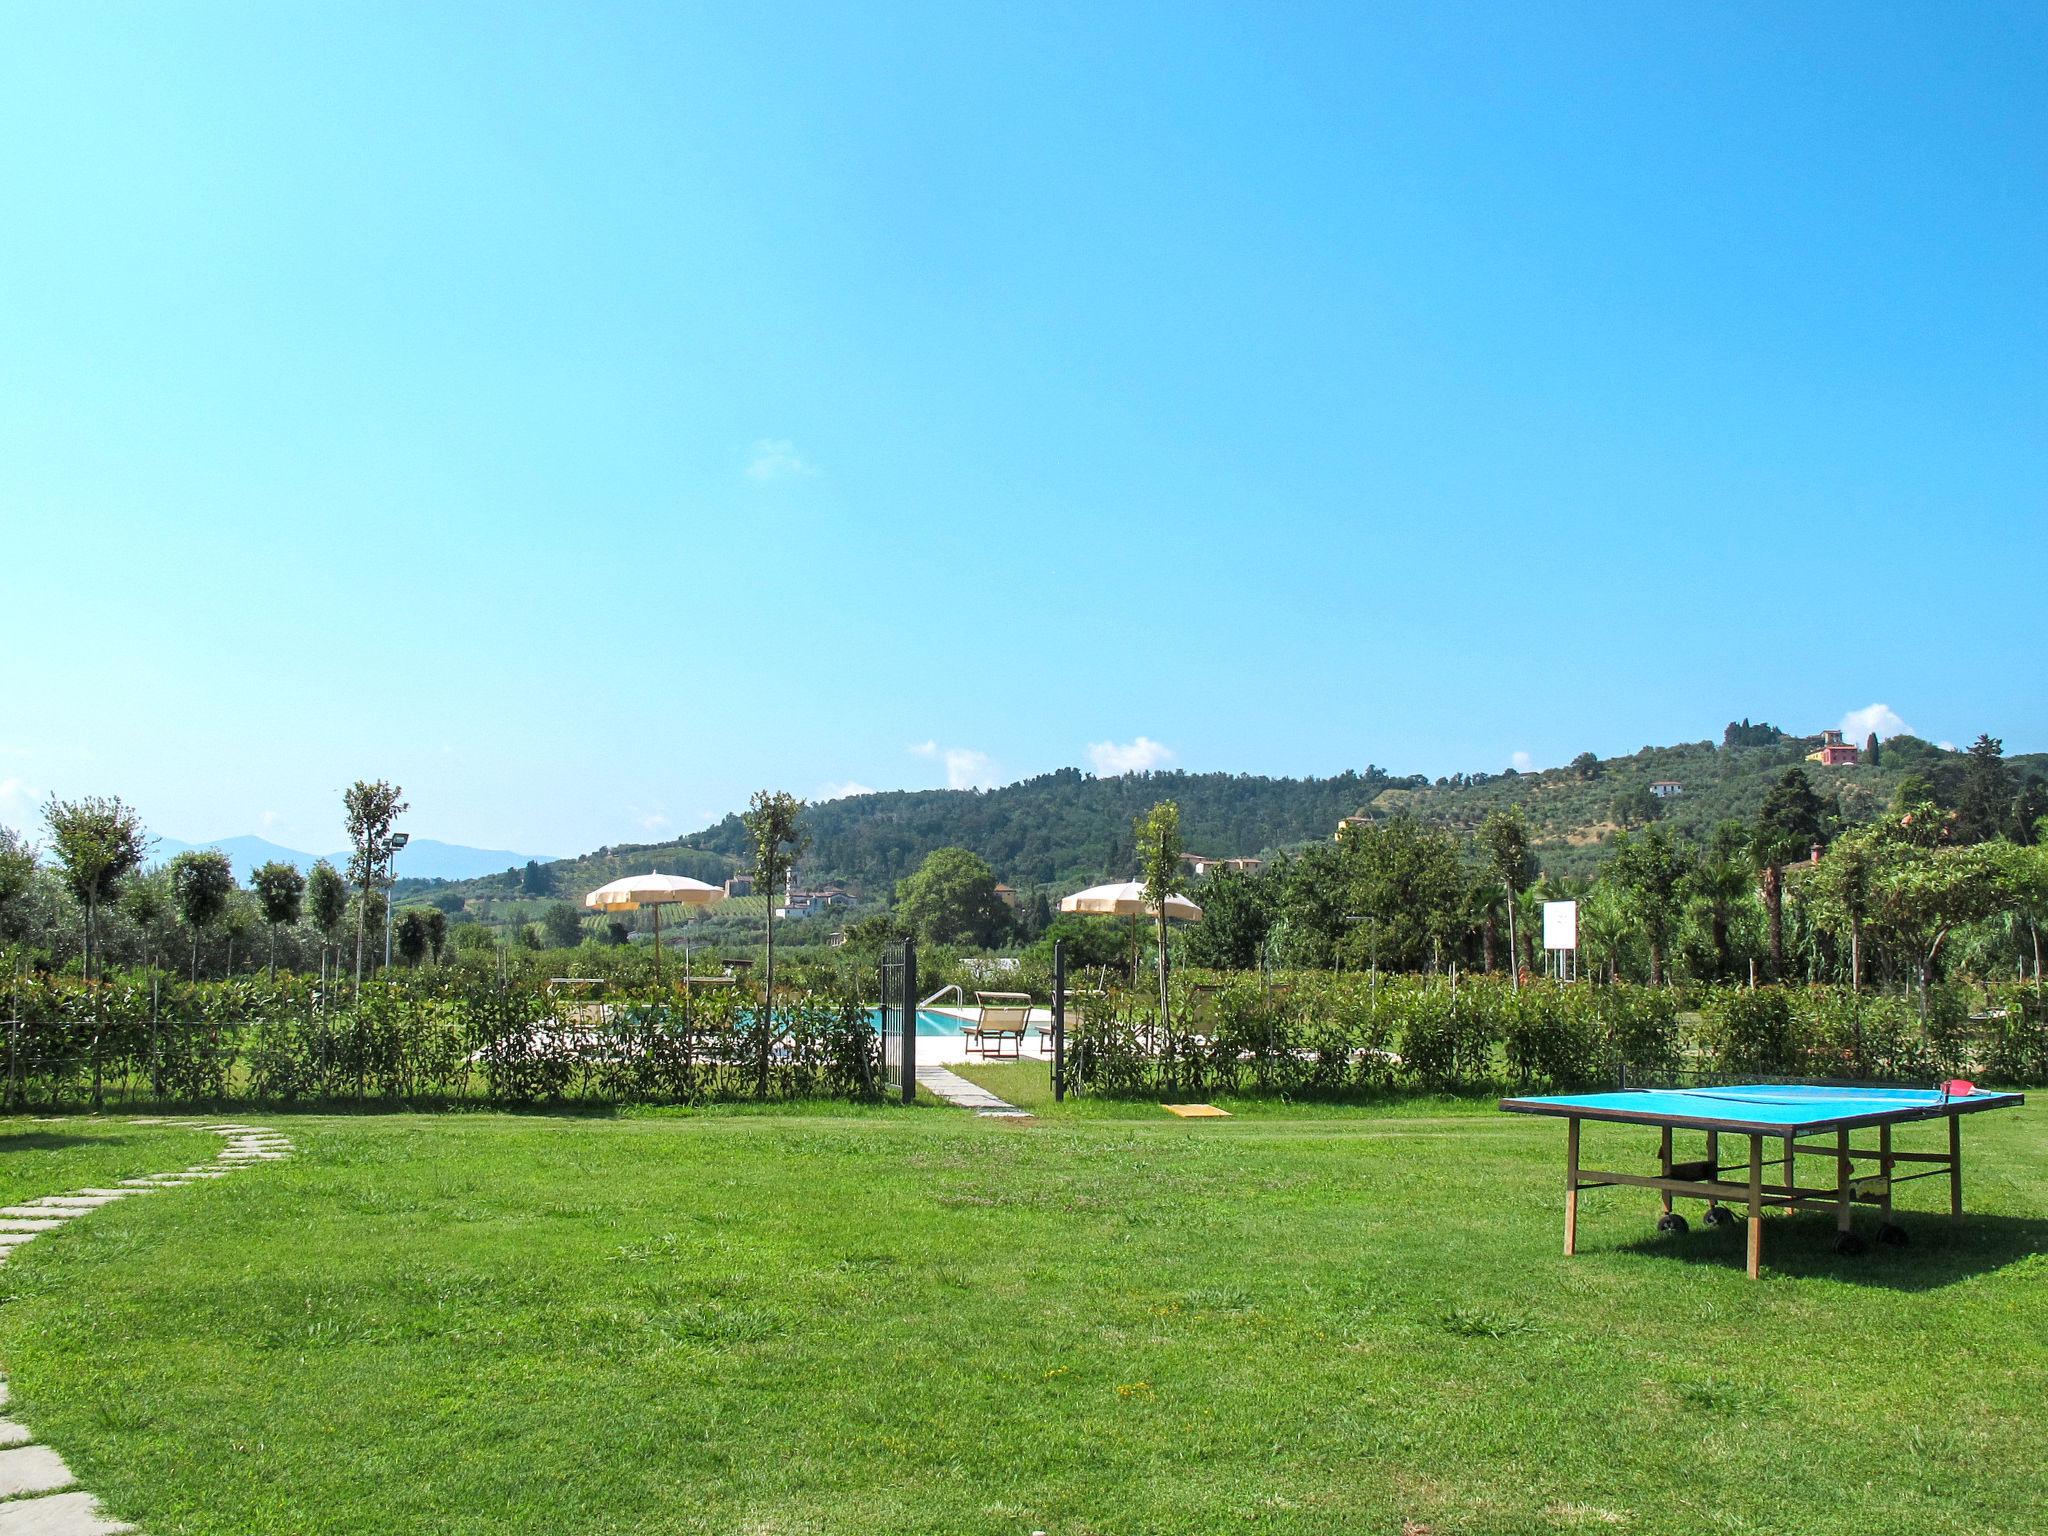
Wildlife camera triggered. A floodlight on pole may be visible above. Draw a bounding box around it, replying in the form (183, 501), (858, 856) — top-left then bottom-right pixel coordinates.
(384, 831), (410, 967)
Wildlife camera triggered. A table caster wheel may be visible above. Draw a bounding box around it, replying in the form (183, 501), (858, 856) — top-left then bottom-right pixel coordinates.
(1656, 1212), (1689, 1234)
(1876, 1222), (1909, 1247)
(1702, 1205), (1736, 1228)
(1834, 1231), (1867, 1256)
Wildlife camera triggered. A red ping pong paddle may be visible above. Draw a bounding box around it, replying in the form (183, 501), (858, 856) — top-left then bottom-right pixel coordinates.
(1941, 1079), (1974, 1097)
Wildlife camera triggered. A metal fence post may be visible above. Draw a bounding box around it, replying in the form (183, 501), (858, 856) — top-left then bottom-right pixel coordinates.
(901, 939), (917, 1106)
(1052, 939), (1066, 1103)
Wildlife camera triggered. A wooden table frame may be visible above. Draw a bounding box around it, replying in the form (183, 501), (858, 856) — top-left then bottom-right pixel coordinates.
(1560, 1114), (1970, 1279)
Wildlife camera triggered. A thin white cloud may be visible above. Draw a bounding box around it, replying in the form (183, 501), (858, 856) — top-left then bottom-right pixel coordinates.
(820, 781), (876, 801)
(1840, 703), (1912, 742)
(0, 776), (41, 831)
(908, 739), (997, 788)
(1939, 740), (1957, 752)
(637, 810), (671, 833)
(1087, 736), (1174, 776)
(259, 809), (283, 830)
(943, 749), (995, 789)
(745, 438), (815, 481)
(1510, 750), (1536, 773)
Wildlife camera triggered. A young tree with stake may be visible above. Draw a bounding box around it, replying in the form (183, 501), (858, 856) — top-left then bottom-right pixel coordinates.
(1478, 808), (1534, 988)
(1135, 800), (1187, 1028)
(343, 781), (407, 994)
(743, 790), (809, 1095)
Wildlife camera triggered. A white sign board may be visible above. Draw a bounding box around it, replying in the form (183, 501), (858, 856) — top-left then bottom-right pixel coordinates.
(1542, 900), (1578, 952)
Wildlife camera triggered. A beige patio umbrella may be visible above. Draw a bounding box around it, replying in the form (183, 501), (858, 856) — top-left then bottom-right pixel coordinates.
(584, 872), (724, 984)
(1058, 880), (1204, 923)
(1059, 881), (1203, 1023)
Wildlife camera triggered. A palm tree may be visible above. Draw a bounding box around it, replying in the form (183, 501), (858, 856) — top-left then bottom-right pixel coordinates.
(1686, 822), (1753, 982)
(1752, 769), (1826, 979)
(1606, 827), (1690, 986)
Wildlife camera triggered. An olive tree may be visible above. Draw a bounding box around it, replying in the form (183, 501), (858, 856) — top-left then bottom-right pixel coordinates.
(1868, 839), (2008, 1018)
(396, 908), (430, 966)
(42, 795), (147, 981)
(540, 901), (585, 949)
(120, 870), (172, 976)
(168, 849), (236, 981)
(0, 826), (36, 943)
(251, 860), (306, 977)
(306, 860), (349, 984)
(894, 847), (1008, 947)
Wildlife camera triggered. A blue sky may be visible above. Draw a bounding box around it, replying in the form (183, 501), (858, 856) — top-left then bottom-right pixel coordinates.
(2, 3), (2042, 857)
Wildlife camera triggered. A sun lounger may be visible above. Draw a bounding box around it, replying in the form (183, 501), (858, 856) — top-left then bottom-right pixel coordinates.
(962, 1005), (1029, 1060)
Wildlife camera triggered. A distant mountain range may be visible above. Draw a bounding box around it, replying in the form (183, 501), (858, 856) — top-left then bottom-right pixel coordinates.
(149, 834), (558, 883)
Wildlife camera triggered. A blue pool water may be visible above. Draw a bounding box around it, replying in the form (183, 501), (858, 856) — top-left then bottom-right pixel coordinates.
(878, 1009), (972, 1036)
(731, 1008), (969, 1035)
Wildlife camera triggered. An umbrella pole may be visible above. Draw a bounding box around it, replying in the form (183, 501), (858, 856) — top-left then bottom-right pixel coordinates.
(653, 904), (662, 987)
(1158, 908), (1170, 1038)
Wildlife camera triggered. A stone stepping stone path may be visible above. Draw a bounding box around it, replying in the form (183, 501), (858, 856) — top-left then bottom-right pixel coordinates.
(914, 1063), (1030, 1118)
(0, 1120), (295, 1535)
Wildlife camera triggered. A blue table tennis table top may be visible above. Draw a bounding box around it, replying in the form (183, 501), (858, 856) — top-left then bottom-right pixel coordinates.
(1499, 1082), (2025, 1134)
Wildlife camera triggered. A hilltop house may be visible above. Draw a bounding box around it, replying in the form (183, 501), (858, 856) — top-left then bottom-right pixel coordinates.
(722, 874), (754, 897)
(778, 883), (853, 919)
(1182, 854), (1264, 877)
(1806, 729), (1860, 767)
(1649, 781), (1683, 799)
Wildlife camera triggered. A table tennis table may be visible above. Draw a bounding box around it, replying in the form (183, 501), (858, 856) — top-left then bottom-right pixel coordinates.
(1498, 1083), (2025, 1278)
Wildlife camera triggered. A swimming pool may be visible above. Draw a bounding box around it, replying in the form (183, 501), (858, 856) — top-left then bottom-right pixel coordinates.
(872, 1007), (1049, 1036)
(884, 1008), (976, 1037)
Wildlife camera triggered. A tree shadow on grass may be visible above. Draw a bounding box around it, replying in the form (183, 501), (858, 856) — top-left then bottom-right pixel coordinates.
(1612, 1210), (2048, 1290)
(0, 1133), (113, 1153)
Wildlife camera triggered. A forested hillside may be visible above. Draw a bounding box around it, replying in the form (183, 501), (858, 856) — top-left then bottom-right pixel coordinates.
(420, 724), (2045, 908)
(430, 766), (1413, 903)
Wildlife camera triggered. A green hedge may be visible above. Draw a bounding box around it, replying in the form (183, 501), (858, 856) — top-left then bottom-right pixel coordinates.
(1063, 975), (2043, 1099)
(5, 962), (2041, 1109)
(0, 969), (879, 1109)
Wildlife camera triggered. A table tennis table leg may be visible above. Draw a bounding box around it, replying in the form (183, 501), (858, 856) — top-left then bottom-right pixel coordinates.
(1746, 1134), (1764, 1279)
(1949, 1114), (1963, 1223)
(1784, 1134), (1796, 1208)
(1658, 1126), (1673, 1218)
(1564, 1116), (1580, 1257)
(1878, 1123), (1899, 1241)
(1705, 1129), (1723, 1223)
(1835, 1127), (1853, 1241)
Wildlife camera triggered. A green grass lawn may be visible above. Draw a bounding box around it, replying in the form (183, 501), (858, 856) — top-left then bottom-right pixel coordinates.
(0, 1095), (2042, 1535)
(0, 1118), (224, 1208)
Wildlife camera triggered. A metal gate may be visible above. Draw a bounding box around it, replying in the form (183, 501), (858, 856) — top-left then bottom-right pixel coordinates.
(877, 939), (917, 1104)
